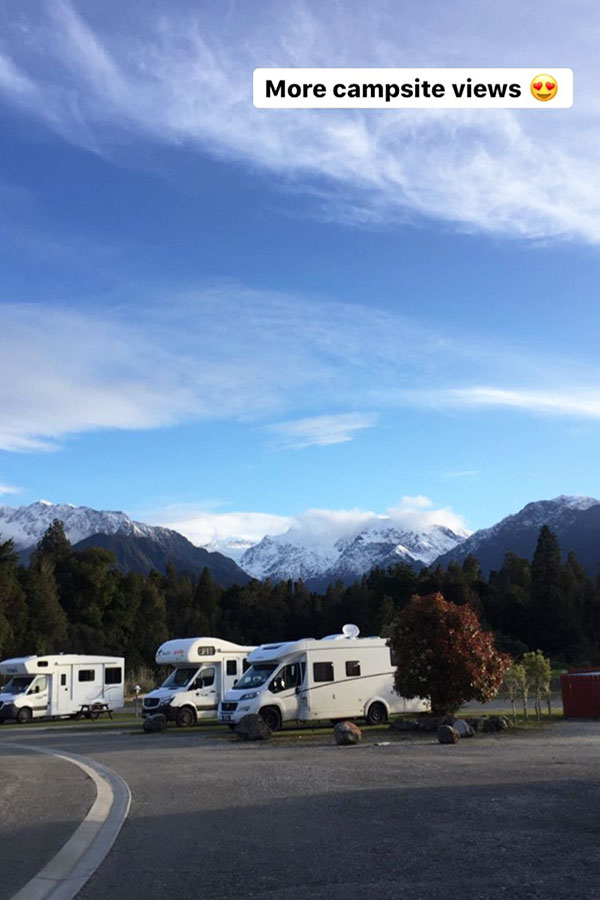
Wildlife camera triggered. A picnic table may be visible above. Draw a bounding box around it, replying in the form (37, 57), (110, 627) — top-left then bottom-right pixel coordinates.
(75, 702), (113, 720)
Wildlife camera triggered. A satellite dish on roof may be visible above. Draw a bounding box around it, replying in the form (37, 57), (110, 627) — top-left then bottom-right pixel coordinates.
(342, 623), (360, 639)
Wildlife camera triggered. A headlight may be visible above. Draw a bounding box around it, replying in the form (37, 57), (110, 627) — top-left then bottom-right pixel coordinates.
(240, 691), (259, 700)
(159, 696), (173, 706)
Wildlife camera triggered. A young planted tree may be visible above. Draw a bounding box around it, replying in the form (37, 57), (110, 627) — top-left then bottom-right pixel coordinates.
(502, 663), (527, 723)
(523, 650), (552, 721)
(387, 592), (511, 716)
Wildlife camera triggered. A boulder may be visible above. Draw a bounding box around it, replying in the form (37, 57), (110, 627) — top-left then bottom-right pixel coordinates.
(437, 724), (460, 744)
(453, 719), (475, 738)
(234, 714), (272, 741)
(334, 721), (362, 745)
(482, 715), (512, 733)
(143, 713), (167, 733)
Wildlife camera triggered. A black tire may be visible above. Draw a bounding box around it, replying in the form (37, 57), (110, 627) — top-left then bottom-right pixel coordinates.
(16, 707), (33, 725)
(365, 702), (387, 726)
(259, 706), (282, 732)
(176, 706), (196, 728)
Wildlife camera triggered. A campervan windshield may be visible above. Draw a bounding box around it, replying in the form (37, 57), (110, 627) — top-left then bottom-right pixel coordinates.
(235, 663), (278, 690)
(161, 668), (197, 688)
(2, 675), (34, 694)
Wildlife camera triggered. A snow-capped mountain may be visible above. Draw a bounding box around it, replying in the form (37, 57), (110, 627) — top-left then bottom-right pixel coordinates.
(0, 501), (249, 586)
(0, 500), (168, 548)
(433, 495), (600, 575)
(240, 520), (469, 585)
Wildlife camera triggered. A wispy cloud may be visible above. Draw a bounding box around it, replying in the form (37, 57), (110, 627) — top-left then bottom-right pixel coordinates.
(0, 2), (598, 242)
(421, 386), (600, 420)
(265, 412), (377, 450)
(2, 286), (600, 452)
(0, 481), (21, 497)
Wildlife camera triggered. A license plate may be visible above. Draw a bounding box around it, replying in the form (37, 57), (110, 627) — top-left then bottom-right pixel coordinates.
(221, 713), (232, 721)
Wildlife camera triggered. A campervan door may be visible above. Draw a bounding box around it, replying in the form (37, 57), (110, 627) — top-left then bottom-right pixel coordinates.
(51, 663), (73, 716)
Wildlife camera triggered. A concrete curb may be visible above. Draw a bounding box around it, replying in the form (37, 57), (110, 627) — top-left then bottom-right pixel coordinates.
(2, 743), (131, 900)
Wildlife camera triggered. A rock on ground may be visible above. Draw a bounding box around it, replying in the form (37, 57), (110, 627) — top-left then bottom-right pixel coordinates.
(234, 714), (272, 741)
(334, 721), (362, 745)
(143, 714), (167, 733)
(437, 724), (460, 744)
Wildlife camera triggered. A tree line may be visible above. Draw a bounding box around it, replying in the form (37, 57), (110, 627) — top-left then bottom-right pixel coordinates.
(1, 519), (598, 671)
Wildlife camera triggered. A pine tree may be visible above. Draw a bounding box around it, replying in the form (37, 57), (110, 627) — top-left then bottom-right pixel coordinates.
(26, 555), (68, 654)
(35, 519), (72, 562)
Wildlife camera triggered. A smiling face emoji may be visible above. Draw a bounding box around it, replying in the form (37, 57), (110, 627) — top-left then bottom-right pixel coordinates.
(531, 74), (558, 102)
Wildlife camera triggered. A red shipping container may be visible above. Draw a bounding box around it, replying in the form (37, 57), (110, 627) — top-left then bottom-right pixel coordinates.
(561, 670), (600, 717)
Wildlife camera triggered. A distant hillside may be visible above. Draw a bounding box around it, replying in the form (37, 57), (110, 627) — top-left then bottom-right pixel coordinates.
(434, 495), (600, 575)
(73, 532), (249, 587)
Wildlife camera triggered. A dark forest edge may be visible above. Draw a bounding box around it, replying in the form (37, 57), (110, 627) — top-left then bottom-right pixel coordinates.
(0, 519), (597, 672)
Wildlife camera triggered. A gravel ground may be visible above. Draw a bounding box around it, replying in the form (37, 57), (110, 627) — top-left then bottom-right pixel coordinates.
(1, 720), (599, 900)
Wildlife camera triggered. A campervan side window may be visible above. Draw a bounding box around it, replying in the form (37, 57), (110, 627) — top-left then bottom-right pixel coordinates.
(105, 667), (122, 685)
(194, 667), (215, 688)
(313, 662), (334, 682)
(78, 670), (95, 682)
(36, 661), (48, 667)
(60, 674), (67, 686)
(345, 661), (361, 677)
(269, 663), (302, 693)
(226, 660), (237, 676)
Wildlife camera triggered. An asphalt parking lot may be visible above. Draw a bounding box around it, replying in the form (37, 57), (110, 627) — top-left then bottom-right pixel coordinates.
(2, 719), (600, 900)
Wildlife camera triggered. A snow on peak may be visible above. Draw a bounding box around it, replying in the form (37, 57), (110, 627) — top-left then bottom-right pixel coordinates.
(0, 500), (159, 549)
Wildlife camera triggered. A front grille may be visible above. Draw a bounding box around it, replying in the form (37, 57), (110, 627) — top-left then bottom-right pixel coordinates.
(220, 702), (238, 712)
(144, 697), (160, 708)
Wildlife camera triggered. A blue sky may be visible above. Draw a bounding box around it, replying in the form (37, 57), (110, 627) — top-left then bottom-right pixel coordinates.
(1, 0), (599, 546)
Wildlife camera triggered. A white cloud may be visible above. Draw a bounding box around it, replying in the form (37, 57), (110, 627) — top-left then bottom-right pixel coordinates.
(2, 288), (600, 452)
(149, 496), (470, 549)
(265, 412), (377, 449)
(0, 481), (21, 496)
(0, 286), (455, 451)
(0, 2), (598, 242)
(421, 386), (600, 420)
(145, 505), (294, 548)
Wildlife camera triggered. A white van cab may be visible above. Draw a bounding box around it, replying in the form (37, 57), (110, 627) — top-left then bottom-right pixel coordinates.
(218, 625), (427, 731)
(143, 637), (255, 727)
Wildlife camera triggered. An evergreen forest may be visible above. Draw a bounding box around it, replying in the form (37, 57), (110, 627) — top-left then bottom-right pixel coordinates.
(1, 520), (598, 673)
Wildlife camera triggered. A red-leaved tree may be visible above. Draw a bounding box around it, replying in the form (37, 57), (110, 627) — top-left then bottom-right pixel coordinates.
(387, 592), (511, 716)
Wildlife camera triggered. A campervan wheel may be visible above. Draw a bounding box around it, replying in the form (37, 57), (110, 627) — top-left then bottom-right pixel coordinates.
(259, 706), (282, 732)
(365, 702), (387, 726)
(16, 707), (32, 724)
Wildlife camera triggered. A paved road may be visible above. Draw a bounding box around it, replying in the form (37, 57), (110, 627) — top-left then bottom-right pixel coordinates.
(1, 721), (599, 900)
(0, 743), (95, 900)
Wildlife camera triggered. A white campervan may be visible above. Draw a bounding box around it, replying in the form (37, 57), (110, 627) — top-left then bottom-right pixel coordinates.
(143, 637), (255, 727)
(218, 625), (427, 731)
(0, 654), (125, 724)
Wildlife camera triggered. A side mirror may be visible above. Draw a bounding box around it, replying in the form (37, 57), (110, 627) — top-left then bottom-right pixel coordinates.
(233, 679), (238, 686)
(295, 687), (300, 695)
